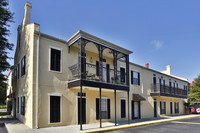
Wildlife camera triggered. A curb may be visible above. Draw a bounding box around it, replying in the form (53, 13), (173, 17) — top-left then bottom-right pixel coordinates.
(81, 115), (200, 133)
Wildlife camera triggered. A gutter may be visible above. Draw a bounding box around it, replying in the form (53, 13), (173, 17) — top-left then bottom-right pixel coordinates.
(36, 32), (40, 129)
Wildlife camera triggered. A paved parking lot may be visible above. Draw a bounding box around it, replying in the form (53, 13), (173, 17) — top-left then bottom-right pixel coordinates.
(107, 117), (200, 133)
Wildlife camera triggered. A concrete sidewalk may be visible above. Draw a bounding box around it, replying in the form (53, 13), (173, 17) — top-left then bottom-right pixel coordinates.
(0, 114), (200, 133)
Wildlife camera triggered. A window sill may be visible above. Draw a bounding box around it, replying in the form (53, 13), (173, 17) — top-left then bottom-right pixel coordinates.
(49, 121), (62, 124)
(49, 69), (62, 74)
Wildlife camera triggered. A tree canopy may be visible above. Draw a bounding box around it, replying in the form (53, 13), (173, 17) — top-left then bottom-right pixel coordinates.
(0, 0), (14, 104)
(189, 74), (200, 105)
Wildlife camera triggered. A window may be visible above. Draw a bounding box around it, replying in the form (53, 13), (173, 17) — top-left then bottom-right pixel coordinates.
(14, 68), (17, 83)
(96, 98), (110, 119)
(153, 74), (156, 84)
(21, 56), (26, 76)
(121, 99), (126, 118)
(184, 85), (188, 90)
(50, 48), (61, 72)
(169, 79), (171, 88)
(18, 63), (20, 80)
(160, 101), (166, 114)
(131, 71), (140, 85)
(50, 96), (61, 123)
(17, 97), (19, 113)
(174, 102), (179, 113)
(174, 81), (178, 88)
(160, 76), (165, 86)
(120, 67), (125, 83)
(21, 96), (25, 115)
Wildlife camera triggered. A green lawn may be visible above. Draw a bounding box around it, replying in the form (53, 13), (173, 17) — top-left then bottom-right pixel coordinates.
(0, 112), (7, 116)
(0, 105), (6, 109)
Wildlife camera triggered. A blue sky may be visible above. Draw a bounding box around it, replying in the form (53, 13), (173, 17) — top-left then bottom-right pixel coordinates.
(7, 0), (200, 82)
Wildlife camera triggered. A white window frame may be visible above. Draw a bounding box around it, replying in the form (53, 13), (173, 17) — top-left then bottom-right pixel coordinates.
(48, 93), (62, 124)
(49, 46), (62, 73)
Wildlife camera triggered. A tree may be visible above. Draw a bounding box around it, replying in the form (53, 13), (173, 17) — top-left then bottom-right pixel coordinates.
(189, 74), (200, 105)
(0, 0), (14, 104)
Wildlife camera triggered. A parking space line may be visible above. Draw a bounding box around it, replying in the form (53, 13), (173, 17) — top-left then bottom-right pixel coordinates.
(172, 121), (200, 125)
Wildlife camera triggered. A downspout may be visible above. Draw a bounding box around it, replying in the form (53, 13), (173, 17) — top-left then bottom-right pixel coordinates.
(36, 32), (40, 129)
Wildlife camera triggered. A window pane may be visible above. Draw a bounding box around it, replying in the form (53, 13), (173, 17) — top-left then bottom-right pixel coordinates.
(50, 48), (61, 72)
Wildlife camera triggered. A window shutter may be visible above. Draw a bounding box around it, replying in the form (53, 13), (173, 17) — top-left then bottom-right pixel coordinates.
(96, 98), (99, 120)
(56, 50), (61, 71)
(106, 64), (110, 82)
(107, 99), (110, 119)
(23, 96), (25, 115)
(131, 71), (133, 84)
(160, 101), (162, 114)
(163, 80), (165, 86)
(164, 102), (166, 114)
(138, 72), (140, 85)
(96, 61), (99, 76)
(51, 49), (55, 70)
(24, 56), (26, 75)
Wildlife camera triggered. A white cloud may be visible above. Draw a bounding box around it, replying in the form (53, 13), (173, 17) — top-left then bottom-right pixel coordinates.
(151, 40), (164, 49)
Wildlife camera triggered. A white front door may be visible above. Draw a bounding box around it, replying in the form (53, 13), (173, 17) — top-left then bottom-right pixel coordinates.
(103, 62), (107, 82)
(134, 102), (139, 118)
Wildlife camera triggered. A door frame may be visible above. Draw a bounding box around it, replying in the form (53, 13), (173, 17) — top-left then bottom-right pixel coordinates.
(48, 93), (62, 124)
(77, 94), (87, 124)
(132, 100), (141, 120)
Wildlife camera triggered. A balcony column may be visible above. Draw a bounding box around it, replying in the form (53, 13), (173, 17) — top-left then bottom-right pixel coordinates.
(98, 45), (104, 82)
(113, 51), (118, 83)
(99, 88), (102, 128)
(78, 38), (87, 79)
(125, 55), (129, 86)
(125, 55), (130, 124)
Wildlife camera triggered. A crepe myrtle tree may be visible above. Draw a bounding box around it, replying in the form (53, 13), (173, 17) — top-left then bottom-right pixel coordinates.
(189, 74), (200, 106)
(0, 0), (14, 104)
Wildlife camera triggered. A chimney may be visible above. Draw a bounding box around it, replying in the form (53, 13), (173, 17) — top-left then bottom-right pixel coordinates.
(190, 81), (194, 87)
(145, 63), (149, 68)
(166, 65), (171, 75)
(22, 2), (32, 27)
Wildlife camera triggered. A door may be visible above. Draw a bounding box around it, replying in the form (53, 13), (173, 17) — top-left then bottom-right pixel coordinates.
(132, 101), (140, 119)
(134, 102), (139, 118)
(50, 96), (61, 123)
(78, 98), (86, 124)
(103, 61), (107, 82)
(120, 67), (125, 83)
(154, 99), (157, 117)
(170, 102), (173, 114)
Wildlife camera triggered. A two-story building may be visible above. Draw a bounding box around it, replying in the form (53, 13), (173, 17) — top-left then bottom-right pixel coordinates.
(7, 2), (189, 129)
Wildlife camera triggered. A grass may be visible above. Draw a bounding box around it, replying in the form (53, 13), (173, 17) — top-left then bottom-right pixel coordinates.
(0, 105), (6, 109)
(0, 112), (7, 116)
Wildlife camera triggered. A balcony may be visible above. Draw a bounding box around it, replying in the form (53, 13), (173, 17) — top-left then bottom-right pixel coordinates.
(150, 84), (187, 98)
(68, 63), (129, 90)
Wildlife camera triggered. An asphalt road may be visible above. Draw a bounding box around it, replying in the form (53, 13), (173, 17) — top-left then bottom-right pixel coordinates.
(106, 117), (200, 133)
(0, 123), (8, 133)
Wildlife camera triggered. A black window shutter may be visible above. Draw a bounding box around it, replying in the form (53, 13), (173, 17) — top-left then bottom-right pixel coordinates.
(131, 71), (133, 84)
(163, 80), (165, 86)
(164, 102), (166, 114)
(24, 56), (26, 75)
(96, 98), (99, 120)
(138, 72), (140, 85)
(121, 100), (126, 118)
(56, 50), (61, 71)
(23, 96), (25, 115)
(51, 49), (55, 70)
(96, 61), (99, 76)
(160, 101), (162, 114)
(107, 99), (110, 119)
